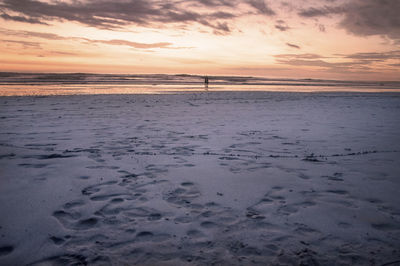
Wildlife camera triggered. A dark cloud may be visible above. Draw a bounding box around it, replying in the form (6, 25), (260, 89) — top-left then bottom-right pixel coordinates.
(298, 6), (343, 17)
(298, 0), (400, 41)
(247, 0), (275, 15)
(195, 0), (235, 7)
(275, 20), (290, 31)
(340, 0), (400, 40)
(0, 12), (47, 24)
(213, 22), (231, 35)
(275, 24), (289, 31)
(0, 0), (156, 28)
(0, 0), (275, 34)
(286, 43), (300, 49)
(197, 18), (232, 35)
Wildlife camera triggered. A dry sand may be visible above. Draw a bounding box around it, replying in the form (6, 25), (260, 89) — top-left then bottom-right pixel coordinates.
(0, 92), (400, 265)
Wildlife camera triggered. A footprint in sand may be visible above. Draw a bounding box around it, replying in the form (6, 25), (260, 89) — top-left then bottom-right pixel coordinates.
(298, 173), (311, 180)
(249, 187), (319, 218)
(76, 218), (99, 229)
(148, 213), (162, 221)
(165, 182), (201, 206)
(53, 210), (81, 221)
(30, 254), (88, 265)
(246, 209), (266, 220)
(186, 229), (205, 239)
(136, 231), (153, 239)
(49, 236), (66, 245)
(53, 209), (99, 230)
(135, 231), (171, 242)
(63, 200), (85, 209)
(181, 182), (194, 187)
(81, 180), (118, 196)
(90, 193), (131, 202)
(294, 223), (320, 235)
(200, 221), (218, 229)
(18, 163), (48, 169)
(174, 216), (193, 224)
(325, 189), (348, 195)
(371, 222), (400, 231)
(324, 172), (344, 181)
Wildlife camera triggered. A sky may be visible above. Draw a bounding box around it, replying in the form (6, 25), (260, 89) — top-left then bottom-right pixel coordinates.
(0, 0), (399, 80)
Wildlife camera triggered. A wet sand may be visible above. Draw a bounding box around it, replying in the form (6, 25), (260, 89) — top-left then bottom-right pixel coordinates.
(0, 92), (400, 265)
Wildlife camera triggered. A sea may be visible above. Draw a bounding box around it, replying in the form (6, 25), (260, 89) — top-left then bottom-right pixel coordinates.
(0, 72), (399, 96)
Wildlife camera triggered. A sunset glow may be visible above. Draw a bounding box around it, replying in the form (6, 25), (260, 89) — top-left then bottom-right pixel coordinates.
(1, 0), (399, 80)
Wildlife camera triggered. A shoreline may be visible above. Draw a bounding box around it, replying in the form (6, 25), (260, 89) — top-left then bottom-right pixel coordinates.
(1, 88), (400, 97)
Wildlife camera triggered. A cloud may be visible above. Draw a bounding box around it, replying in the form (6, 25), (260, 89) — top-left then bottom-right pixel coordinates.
(247, 0), (275, 15)
(275, 58), (372, 74)
(275, 53), (325, 59)
(0, 28), (184, 50)
(275, 24), (289, 31)
(286, 43), (300, 49)
(195, 0), (235, 7)
(0, 0), (275, 34)
(298, 6), (343, 17)
(2, 39), (41, 48)
(274, 50), (400, 74)
(277, 58), (332, 68)
(339, 0), (400, 40)
(0, 12), (47, 24)
(275, 20), (290, 31)
(298, 0), (400, 41)
(341, 50), (400, 62)
(92, 39), (173, 49)
(0, 28), (68, 40)
(197, 19), (232, 35)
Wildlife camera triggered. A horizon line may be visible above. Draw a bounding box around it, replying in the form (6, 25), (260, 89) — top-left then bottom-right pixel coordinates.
(1, 71), (400, 83)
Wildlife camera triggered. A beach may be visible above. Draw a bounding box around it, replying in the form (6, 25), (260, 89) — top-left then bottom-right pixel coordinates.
(1, 91), (400, 265)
